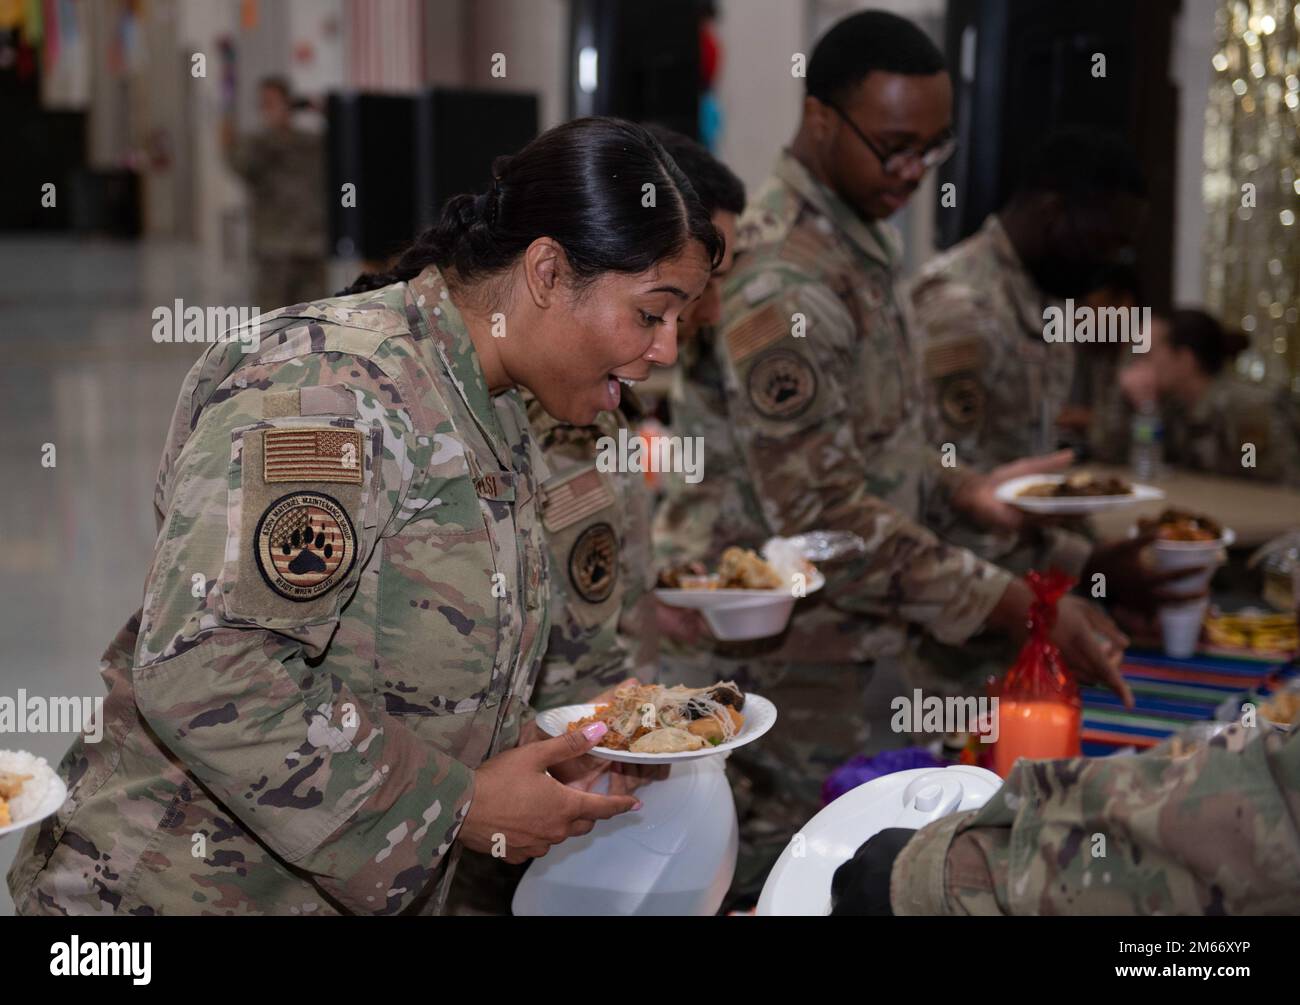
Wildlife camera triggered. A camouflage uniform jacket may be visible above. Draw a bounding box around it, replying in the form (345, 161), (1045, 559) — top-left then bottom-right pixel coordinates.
(903, 217), (1090, 696)
(1164, 372), (1300, 488)
(907, 215), (1090, 568)
(909, 214), (1074, 466)
(653, 327), (766, 569)
(671, 151), (1012, 665)
(7, 266), (550, 915)
(892, 722), (1300, 914)
(525, 391), (655, 710)
(226, 127), (326, 260)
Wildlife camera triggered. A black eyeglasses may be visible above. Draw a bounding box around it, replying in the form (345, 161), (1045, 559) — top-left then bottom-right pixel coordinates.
(825, 101), (957, 176)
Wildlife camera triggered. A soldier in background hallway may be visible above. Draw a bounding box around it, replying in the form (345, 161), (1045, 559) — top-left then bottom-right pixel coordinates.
(654, 10), (1132, 909)
(222, 76), (328, 311)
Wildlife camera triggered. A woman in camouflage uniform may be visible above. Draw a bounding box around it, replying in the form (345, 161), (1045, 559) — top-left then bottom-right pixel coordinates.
(8, 118), (720, 916)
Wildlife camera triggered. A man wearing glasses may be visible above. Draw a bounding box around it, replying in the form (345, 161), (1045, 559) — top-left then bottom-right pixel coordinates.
(655, 9), (1130, 909)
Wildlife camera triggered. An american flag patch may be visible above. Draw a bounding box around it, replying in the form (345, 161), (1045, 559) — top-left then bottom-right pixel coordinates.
(541, 469), (615, 532)
(924, 339), (985, 379)
(727, 305), (789, 362)
(263, 428), (363, 485)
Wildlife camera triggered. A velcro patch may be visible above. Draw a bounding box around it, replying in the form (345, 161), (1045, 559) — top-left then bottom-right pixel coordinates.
(263, 428), (363, 484)
(542, 468), (616, 533)
(262, 391), (300, 418)
(727, 305), (790, 363)
(301, 385), (358, 417)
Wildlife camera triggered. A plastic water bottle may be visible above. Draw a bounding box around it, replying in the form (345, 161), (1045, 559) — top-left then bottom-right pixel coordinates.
(1130, 401), (1163, 481)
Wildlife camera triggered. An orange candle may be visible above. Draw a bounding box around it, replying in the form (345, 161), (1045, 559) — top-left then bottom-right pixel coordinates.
(993, 699), (1081, 777)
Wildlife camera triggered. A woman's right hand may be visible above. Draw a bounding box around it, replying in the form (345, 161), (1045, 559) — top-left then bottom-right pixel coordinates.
(459, 722), (641, 864)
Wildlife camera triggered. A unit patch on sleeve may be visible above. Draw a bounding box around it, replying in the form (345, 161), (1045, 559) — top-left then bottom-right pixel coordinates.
(568, 521), (618, 604)
(747, 349), (818, 420)
(254, 491), (357, 601)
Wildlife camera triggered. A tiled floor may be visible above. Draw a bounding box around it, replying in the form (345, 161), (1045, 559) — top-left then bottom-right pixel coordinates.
(0, 236), (235, 914)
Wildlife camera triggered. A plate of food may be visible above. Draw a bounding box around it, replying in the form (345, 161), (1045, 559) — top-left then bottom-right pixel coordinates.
(535, 680), (777, 763)
(996, 471), (1164, 514)
(0, 750), (66, 839)
(655, 543), (824, 640)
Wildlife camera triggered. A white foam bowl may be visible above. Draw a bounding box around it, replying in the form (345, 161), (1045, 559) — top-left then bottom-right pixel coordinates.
(1133, 527), (1235, 594)
(655, 570), (824, 641)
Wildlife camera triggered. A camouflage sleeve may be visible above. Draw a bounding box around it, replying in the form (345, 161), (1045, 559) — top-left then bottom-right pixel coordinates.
(616, 470), (658, 678)
(132, 354), (474, 914)
(1036, 527), (1094, 579)
(891, 723), (1300, 914)
(719, 273), (1012, 645)
(909, 274), (998, 463)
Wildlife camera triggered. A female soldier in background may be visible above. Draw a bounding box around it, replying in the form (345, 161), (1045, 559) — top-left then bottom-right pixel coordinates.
(8, 117), (720, 916)
(1109, 309), (1300, 486)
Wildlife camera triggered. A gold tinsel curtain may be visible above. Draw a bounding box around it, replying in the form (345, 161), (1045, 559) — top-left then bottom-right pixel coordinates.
(1203, 0), (1300, 394)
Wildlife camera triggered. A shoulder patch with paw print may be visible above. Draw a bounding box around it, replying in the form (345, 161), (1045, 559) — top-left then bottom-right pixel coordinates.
(254, 491), (357, 601)
(747, 349), (818, 419)
(568, 522), (618, 604)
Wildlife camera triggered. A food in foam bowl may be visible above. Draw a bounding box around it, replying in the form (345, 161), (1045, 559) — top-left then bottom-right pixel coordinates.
(1137, 508), (1226, 544)
(657, 545), (815, 592)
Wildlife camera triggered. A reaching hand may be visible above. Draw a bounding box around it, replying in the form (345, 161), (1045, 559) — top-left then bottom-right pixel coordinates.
(1050, 595), (1133, 707)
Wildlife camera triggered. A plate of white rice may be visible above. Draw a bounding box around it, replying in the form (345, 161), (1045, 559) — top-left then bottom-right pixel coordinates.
(0, 750), (66, 838)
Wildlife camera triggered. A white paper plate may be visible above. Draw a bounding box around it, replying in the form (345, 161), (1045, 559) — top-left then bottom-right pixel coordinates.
(0, 772), (67, 840)
(996, 474), (1164, 514)
(757, 765), (1003, 916)
(535, 693), (778, 764)
(655, 571), (825, 640)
